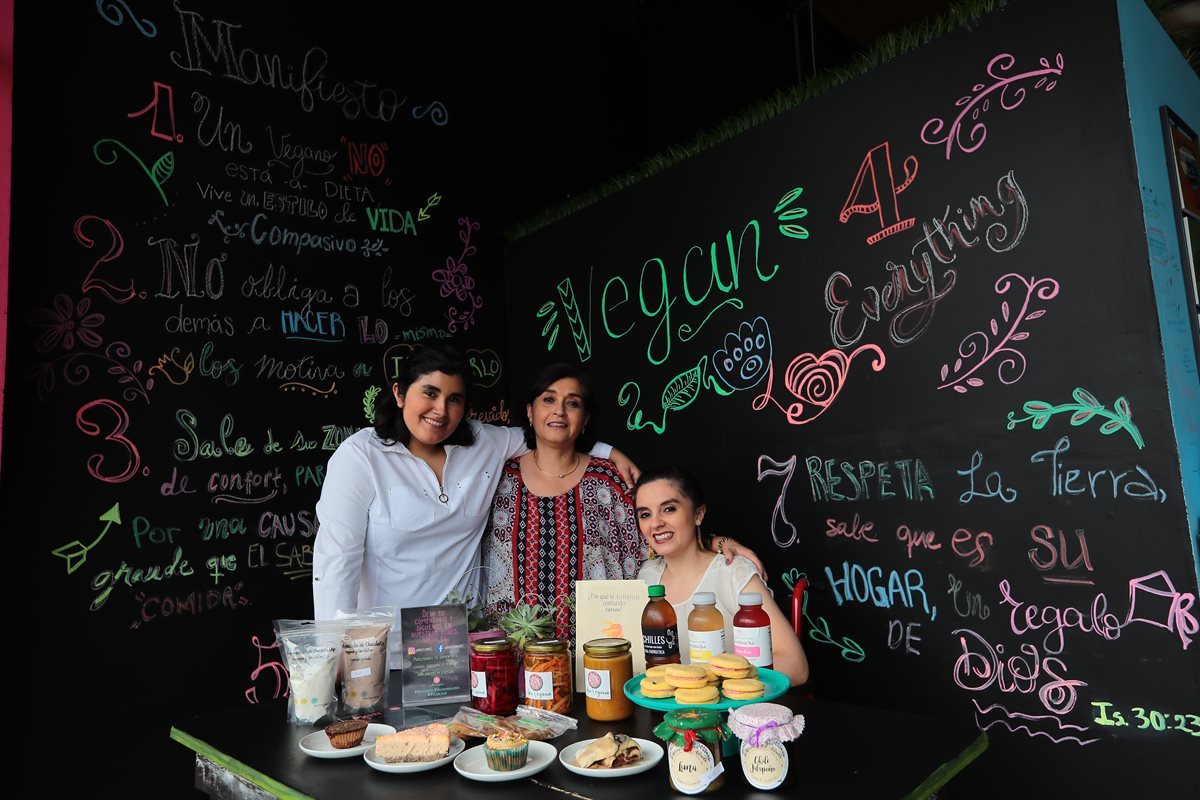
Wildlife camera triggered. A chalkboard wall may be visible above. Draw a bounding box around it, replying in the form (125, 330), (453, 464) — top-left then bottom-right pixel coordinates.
(506, 1), (1199, 795)
(6, 2), (513, 790)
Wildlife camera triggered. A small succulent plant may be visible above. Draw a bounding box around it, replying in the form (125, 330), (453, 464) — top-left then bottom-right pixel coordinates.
(498, 594), (572, 649)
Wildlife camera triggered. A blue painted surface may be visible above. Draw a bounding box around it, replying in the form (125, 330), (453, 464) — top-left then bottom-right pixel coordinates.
(1118, 0), (1200, 581)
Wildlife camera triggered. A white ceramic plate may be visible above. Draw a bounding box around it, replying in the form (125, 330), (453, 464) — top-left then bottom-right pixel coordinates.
(298, 723), (397, 759)
(557, 738), (664, 778)
(363, 736), (466, 773)
(453, 740), (557, 782)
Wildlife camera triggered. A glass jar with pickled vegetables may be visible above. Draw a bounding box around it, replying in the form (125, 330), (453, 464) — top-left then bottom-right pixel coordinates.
(582, 637), (634, 721)
(522, 638), (573, 714)
(654, 707), (731, 794)
(469, 637), (519, 716)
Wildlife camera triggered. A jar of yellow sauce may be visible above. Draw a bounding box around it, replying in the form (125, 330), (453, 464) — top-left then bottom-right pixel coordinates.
(582, 638), (634, 721)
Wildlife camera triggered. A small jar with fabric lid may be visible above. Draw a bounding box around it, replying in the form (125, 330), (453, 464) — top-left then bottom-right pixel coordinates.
(653, 707), (732, 794)
(582, 637), (634, 721)
(469, 637), (519, 716)
(522, 638), (573, 714)
(727, 702), (806, 790)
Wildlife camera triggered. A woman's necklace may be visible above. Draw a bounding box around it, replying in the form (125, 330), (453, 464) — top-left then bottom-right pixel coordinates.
(531, 450), (583, 479)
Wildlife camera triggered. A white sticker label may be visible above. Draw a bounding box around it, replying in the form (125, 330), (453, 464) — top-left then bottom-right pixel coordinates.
(349, 667), (372, 679)
(471, 670), (487, 698)
(687, 628), (726, 663)
(740, 741), (788, 790)
(584, 668), (612, 700)
(669, 743), (723, 794)
(733, 624), (773, 667)
(524, 670), (554, 701)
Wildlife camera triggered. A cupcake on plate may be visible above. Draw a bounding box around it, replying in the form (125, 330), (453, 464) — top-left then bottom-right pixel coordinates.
(484, 731), (529, 771)
(324, 719), (368, 749)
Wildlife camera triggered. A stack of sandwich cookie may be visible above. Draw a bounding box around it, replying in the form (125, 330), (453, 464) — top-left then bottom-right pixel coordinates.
(708, 653), (756, 679)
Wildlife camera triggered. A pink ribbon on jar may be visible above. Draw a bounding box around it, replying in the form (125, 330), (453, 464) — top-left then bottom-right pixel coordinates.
(748, 720), (780, 747)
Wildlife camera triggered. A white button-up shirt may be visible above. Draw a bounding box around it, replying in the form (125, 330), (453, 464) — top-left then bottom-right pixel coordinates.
(313, 421), (610, 665)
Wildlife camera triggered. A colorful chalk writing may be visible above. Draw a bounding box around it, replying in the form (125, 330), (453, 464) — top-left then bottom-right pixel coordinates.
(245, 634), (290, 704)
(956, 451), (1018, 503)
(51, 503), (123, 574)
(825, 562), (937, 621)
(1006, 388), (1144, 448)
(1091, 702), (1200, 736)
(1029, 436), (1167, 502)
(838, 142), (918, 245)
(922, 52), (1065, 159)
(939, 274), (1059, 393)
(952, 627), (1086, 716)
(75, 215), (141, 304)
(1028, 525), (1095, 586)
(129, 81), (183, 142)
(76, 398), (144, 482)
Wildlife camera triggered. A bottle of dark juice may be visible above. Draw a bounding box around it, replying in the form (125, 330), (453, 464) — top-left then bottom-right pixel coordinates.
(641, 584), (682, 668)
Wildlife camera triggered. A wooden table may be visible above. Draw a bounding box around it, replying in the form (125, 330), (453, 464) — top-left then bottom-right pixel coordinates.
(171, 674), (987, 799)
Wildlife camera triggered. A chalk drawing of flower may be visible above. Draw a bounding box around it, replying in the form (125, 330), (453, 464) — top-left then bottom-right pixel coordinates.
(921, 52), (1064, 159)
(939, 274), (1059, 394)
(711, 316), (773, 392)
(28, 294), (105, 353)
(432, 258), (476, 302)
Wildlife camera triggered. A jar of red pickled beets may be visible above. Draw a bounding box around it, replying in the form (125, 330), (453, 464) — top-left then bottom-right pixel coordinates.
(469, 638), (519, 716)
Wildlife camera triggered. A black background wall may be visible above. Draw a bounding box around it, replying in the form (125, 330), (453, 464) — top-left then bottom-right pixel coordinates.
(506, 1), (1200, 796)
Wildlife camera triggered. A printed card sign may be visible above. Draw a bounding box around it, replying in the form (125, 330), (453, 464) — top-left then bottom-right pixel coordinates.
(573, 580), (648, 685)
(399, 603), (470, 707)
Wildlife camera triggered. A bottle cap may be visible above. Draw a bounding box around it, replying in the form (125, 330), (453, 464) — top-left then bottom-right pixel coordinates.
(692, 591), (716, 605)
(647, 584), (666, 598)
(738, 592), (762, 605)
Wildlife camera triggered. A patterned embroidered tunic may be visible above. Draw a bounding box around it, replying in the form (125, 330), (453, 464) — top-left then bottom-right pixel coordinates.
(483, 456), (646, 644)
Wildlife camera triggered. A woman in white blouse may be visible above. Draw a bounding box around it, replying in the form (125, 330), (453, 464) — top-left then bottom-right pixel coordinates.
(635, 464), (809, 686)
(312, 344), (635, 667)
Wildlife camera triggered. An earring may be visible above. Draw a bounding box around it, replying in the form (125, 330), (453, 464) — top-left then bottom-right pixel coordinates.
(647, 545), (657, 559)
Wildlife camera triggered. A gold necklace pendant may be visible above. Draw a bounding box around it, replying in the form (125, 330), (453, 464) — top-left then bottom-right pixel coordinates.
(533, 451), (581, 479)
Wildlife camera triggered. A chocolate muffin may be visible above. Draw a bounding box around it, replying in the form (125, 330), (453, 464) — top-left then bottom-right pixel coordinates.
(324, 718), (368, 749)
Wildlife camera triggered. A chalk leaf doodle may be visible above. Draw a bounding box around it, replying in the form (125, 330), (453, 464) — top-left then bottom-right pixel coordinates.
(434, 217), (483, 333)
(938, 274), (1059, 394)
(418, 192), (442, 221)
(780, 571), (866, 662)
(1007, 388), (1144, 448)
(51, 503), (122, 574)
(95, 0), (158, 37)
(774, 186), (809, 240)
(93, 138), (174, 205)
(754, 344), (886, 424)
(363, 386), (381, 423)
(922, 52), (1065, 159)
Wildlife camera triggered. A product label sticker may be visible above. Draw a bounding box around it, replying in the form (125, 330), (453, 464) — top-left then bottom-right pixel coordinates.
(349, 667), (372, 679)
(687, 628), (726, 663)
(585, 668), (612, 700)
(669, 742), (722, 794)
(741, 741), (788, 790)
(525, 670), (554, 701)
(643, 626), (680, 658)
(470, 670), (487, 698)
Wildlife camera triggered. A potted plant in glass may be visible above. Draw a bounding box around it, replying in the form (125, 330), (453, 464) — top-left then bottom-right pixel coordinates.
(497, 593), (572, 695)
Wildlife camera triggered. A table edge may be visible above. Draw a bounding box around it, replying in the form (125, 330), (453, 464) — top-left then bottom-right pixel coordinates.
(170, 725), (317, 800)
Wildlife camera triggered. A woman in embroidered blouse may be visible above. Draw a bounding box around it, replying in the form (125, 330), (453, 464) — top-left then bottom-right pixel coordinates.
(312, 346), (636, 668)
(634, 464), (809, 686)
(482, 363), (764, 644)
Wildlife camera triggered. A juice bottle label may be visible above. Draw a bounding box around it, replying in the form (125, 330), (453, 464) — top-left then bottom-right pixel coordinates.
(687, 628), (726, 663)
(733, 624), (773, 666)
(643, 626), (681, 659)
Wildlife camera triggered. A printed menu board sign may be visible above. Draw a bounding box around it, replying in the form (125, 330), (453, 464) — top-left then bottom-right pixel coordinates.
(400, 604), (470, 707)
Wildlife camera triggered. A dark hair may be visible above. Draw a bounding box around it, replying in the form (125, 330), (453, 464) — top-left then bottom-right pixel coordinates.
(633, 464), (707, 509)
(373, 343), (476, 447)
(521, 362), (598, 451)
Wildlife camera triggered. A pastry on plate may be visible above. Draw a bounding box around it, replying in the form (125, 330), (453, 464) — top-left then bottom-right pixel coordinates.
(484, 731), (529, 771)
(576, 733), (642, 768)
(324, 719), (368, 749)
(375, 722), (451, 763)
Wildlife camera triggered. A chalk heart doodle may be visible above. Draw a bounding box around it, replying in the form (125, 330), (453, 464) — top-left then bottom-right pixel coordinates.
(711, 316), (772, 393)
(780, 568), (804, 593)
(754, 345), (886, 425)
(921, 52), (1065, 159)
(466, 348), (503, 389)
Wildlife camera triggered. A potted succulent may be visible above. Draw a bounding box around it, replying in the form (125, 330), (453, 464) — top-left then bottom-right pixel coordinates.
(443, 584), (503, 643)
(497, 593), (572, 696)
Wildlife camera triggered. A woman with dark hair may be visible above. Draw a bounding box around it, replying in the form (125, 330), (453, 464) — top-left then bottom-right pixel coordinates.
(312, 346), (636, 667)
(482, 363), (764, 644)
(634, 464), (809, 686)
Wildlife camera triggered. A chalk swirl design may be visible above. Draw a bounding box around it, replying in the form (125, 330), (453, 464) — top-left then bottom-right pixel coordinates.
(939, 274), (1059, 394)
(412, 101), (450, 126)
(95, 0), (158, 37)
(921, 52), (1064, 159)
